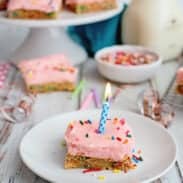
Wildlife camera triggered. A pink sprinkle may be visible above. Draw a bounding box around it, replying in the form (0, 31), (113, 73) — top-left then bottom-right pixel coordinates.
(116, 137), (122, 141)
(116, 127), (120, 131)
(125, 130), (130, 135)
(120, 119), (125, 125)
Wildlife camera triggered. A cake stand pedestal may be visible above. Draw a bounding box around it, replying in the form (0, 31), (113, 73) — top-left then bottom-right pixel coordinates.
(11, 27), (87, 65)
(0, 1), (123, 65)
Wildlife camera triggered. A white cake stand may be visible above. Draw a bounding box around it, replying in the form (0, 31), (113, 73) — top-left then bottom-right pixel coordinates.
(0, 1), (124, 65)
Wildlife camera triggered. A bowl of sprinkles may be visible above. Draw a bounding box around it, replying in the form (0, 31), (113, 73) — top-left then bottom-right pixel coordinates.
(95, 45), (162, 83)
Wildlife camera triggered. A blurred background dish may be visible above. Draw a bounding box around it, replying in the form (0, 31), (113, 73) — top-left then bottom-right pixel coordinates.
(95, 45), (162, 83)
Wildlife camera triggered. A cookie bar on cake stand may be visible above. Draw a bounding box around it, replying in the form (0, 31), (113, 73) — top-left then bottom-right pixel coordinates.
(0, 0), (123, 65)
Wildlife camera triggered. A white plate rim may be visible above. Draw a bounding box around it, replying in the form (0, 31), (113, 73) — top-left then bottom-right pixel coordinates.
(19, 109), (177, 183)
(0, 0), (124, 27)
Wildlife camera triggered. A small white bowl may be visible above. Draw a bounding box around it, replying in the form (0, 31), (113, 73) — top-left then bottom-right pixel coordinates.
(95, 45), (162, 83)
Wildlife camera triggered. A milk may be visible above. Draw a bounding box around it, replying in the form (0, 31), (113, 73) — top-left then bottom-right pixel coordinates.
(122, 0), (183, 61)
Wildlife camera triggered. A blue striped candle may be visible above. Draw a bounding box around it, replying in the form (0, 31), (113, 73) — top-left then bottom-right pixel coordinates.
(98, 83), (111, 134)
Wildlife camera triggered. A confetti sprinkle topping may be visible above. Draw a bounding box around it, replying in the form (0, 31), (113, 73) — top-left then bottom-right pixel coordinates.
(123, 139), (128, 144)
(65, 118), (144, 172)
(61, 140), (66, 147)
(116, 127), (120, 131)
(127, 134), (132, 138)
(131, 153), (144, 165)
(116, 137), (122, 142)
(98, 175), (106, 181)
(80, 120), (84, 125)
(113, 169), (121, 174)
(137, 150), (142, 154)
(113, 118), (118, 124)
(120, 118), (125, 125)
(87, 120), (92, 124)
(69, 123), (73, 129)
(82, 168), (102, 173)
(125, 130), (130, 136)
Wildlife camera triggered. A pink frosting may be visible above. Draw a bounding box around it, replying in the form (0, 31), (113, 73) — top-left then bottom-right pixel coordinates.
(176, 67), (183, 84)
(66, 0), (105, 4)
(18, 54), (78, 86)
(8, 0), (62, 12)
(65, 118), (135, 162)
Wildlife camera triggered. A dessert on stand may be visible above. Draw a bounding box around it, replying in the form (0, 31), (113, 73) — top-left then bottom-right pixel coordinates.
(7, 0), (63, 19)
(0, 0), (124, 65)
(18, 54), (78, 93)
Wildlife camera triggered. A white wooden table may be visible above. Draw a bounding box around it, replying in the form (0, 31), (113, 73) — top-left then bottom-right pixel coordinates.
(0, 26), (183, 183)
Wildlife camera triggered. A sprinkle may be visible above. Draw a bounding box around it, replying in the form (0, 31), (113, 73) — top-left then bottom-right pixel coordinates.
(87, 120), (92, 124)
(127, 134), (132, 138)
(72, 79), (85, 99)
(27, 70), (33, 78)
(132, 157), (139, 164)
(120, 119), (125, 125)
(98, 175), (106, 181)
(139, 156), (143, 161)
(85, 133), (89, 138)
(133, 155), (143, 161)
(80, 120), (84, 125)
(137, 150), (142, 154)
(123, 139), (128, 144)
(111, 136), (115, 140)
(114, 117), (118, 121)
(82, 168), (102, 173)
(113, 169), (121, 174)
(113, 118), (118, 124)
(61, 140), (66, 147)
(69, 123), (74, 129)
(125, 130), (130, 136)
(116, 137), (122, 141)
(116, 127), (120, 131)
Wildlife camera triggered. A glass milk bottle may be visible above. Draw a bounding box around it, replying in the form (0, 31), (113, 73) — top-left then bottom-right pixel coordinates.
(122, 0), (183, 61)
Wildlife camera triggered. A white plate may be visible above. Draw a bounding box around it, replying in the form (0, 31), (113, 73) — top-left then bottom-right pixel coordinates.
(20, 110), (177, 183)
(0, 1), (123, 27)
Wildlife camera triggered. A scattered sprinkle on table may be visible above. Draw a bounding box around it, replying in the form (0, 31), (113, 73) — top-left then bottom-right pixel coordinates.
(113, 169), (121, 174)
(61, 140), (66, 147)
(97, 175), (106, 181)
(82, 168), (102, 173)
